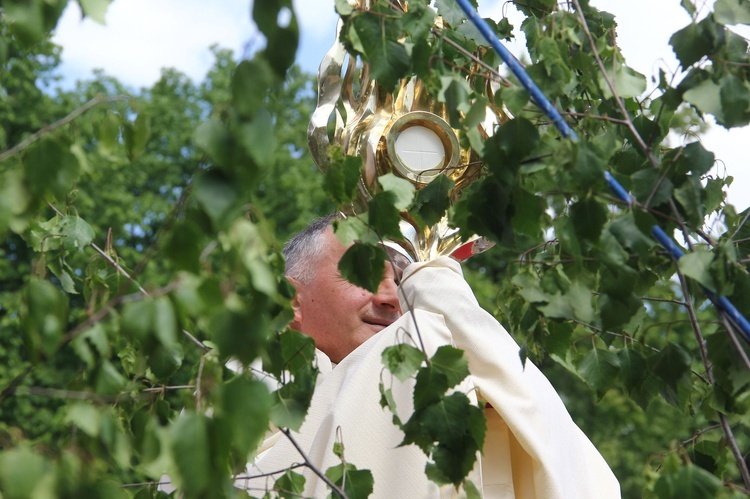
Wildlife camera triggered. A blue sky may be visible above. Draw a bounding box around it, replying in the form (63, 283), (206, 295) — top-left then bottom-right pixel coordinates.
(51, 0), (750, 213)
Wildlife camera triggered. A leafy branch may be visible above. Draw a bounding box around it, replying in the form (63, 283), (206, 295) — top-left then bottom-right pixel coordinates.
(0, 94), (129, 163)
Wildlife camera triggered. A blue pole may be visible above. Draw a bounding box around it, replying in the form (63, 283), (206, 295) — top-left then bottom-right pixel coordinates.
(454, 0), (578, 141)
(452, 0), (750, 343)
(606, 173), (750, 344)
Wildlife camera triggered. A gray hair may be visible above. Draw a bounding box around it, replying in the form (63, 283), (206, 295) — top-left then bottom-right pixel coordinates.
(283, 214), (337, 283)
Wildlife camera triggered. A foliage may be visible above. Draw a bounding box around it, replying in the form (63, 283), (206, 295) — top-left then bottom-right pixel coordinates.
(1, 0), (750, 497)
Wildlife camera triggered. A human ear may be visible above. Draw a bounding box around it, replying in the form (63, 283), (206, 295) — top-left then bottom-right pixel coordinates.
(287, 276), (304, 331)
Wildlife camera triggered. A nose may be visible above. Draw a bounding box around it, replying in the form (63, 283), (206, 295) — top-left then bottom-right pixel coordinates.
(373, 275), (401, 313)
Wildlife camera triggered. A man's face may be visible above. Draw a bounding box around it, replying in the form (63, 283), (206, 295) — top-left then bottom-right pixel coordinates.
(289, 228), (402, 363)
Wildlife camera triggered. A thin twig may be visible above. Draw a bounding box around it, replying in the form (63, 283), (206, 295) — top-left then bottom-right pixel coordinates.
(233, 463), (306, 482)
(571, 0), (660, 169)
(91, 242), (149, 296)
(196, 356), (206, 411)
(680, 424), (721, 447)
(0, 366), (34, 402)
(47, 200), (150, 295)
(674, 257), (750, 489)
(141, 385), (196, 393)
(279, 428), (348, 498)
(182, 329), (210, 352)
(720, 314), (750, 372)
(0, 94), (129, 163)
(12, 386), (120, 403)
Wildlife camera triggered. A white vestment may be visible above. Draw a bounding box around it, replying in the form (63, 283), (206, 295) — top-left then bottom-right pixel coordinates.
(240, 257), (620, 498)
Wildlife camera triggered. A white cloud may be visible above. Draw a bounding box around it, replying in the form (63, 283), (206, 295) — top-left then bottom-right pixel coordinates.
(52, 0), (257, 89)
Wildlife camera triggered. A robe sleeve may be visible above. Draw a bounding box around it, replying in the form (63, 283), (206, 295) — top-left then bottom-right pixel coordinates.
(399, 257), (621, 499)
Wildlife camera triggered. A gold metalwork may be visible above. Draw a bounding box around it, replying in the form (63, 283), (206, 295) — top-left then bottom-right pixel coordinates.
(308, 0), (509, 262)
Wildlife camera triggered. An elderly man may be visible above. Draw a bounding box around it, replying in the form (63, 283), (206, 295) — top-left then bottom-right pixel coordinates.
(243, 215), (620, 498)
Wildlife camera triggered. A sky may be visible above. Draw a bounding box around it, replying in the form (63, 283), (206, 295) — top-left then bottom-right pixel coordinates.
(51, 0), (749, 211)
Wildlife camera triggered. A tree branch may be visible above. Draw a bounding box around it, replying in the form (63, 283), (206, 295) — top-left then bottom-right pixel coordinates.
(0, 94), (129, 163)
(279, 428), (348, 498)
(673, 257), (750, 489)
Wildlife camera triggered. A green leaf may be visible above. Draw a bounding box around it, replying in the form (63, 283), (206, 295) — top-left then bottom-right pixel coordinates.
(431, 345), (470, 389)
(121, 299), (154, 342)
(553, 216), (581, 258)
(714, 0), (750, 25)
(124, 114), (151, 162)
(274, 469), (306, 498)
(669, 17), (723, 67)
(402, 1), (435, 41)
(435, 0), (473, 26)
(599, 292), (643, 331)
(654, 464), (723, 498)
(483, 118), (540, 175)
(678, 250), (717, 292)
(382, 344), (425, 381)
(367, 191), (401, 239)
(510, 187), (545, 237)
(193, 118), (229, 163)
(232, 58), (276, 118)
(239, 107), (276, 168)
(335, 0), (354, 16)
(498, 85), (529, 117)
(24, 139), (80, 201)
(209, 304), (270, 365)
(673, 141), (716, 177)
(71, 323), (110, 368)
(252, 0), (299, 77)
(438, 75), (472, 126)
(538, 281), (593, 322)
(78, 0), (110, 24)
(324, 154), (361, 205)
(683, 78), (724, 121)
(719, 73), (750, 128)
(99, 112), (120, 152)
(570, 197), (608, 242)
(66, 402), (102, 437)
(680, 0), (697, 16)
(47, 258), (77, 294)
(607, 213), (653, 256)
(577, 348), (621, 393)
(413, 365), (449, 410)
(59, 216), (94, 252)
(153, 296), (178, 348)
(21, 279), (68, 359)
(651, 344), (691, 404)
(673, 174), (704, 227)
(220, 377), (271, 458)
(598, 64), (646, 99)
(0, 447), (49, 499)
(617, 347), (648, 392)
(631, 168), (673, 208)
(271, 372), (316, 431)
(571, 141), (607, 188)
(420, 392), (486, 486)
(193, 169), (241, 229)
(263, 329), (318, 379)
(170, 413), (211, 496)
(333, 216), (374, 247)
(351, 8), (410, 91)
(338, 243), (387, 293)
(412, 174), (454, 226)
(93, 360), (127, 395)
(324, 463), (374, 499)
(378, 173), (415, 210)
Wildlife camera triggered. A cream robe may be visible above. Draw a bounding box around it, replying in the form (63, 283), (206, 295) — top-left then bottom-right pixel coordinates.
(240, 257), (620, 498)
